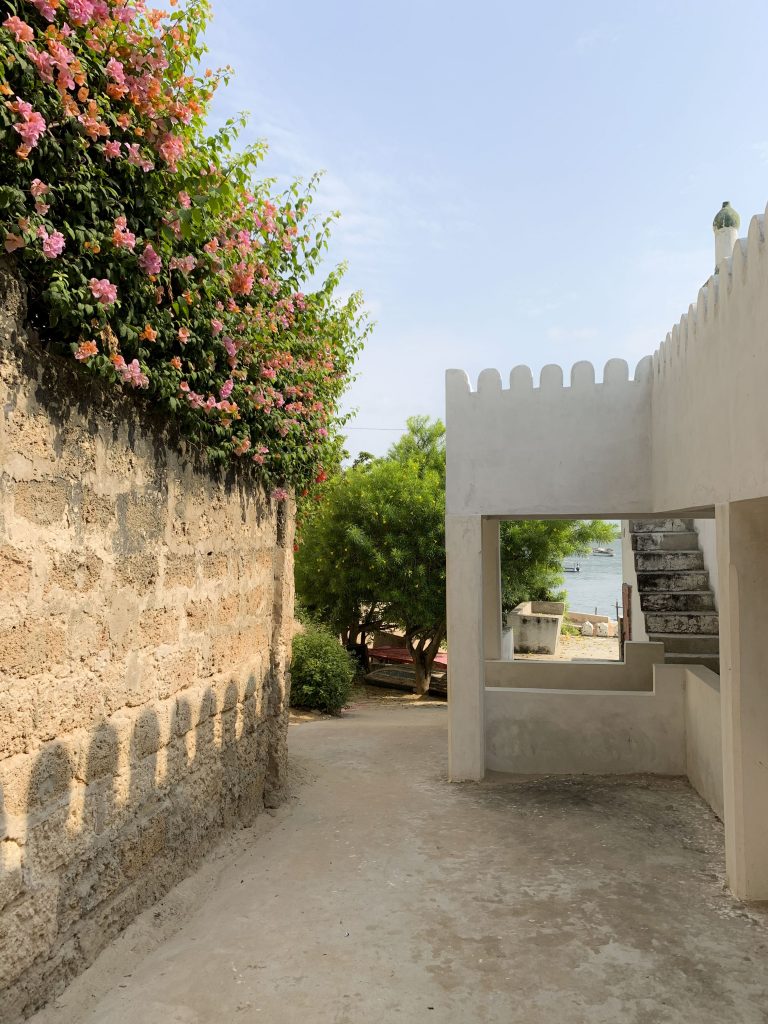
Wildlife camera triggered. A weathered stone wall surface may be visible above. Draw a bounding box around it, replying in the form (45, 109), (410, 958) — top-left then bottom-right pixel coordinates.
(0, 265), (294, 1021)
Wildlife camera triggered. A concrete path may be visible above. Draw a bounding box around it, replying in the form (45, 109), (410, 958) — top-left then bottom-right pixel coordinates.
(33, 701), (768, 1024)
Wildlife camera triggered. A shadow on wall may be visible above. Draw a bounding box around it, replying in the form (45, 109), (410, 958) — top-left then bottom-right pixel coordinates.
(0, 671), (287, 1023)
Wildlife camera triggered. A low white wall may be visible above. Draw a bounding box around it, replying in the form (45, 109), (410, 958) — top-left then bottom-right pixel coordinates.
(683, 665), (724, 819)
(486, 641), (662, 691)
(507, 602), (563, 654)
(485, 669), (685, 775)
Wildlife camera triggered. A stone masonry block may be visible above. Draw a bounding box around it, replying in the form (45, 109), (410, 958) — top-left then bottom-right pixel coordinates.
(0, 546), (31, 597)
(0, 840), (23, 911)
(0, 885), (58, 988)
(12, 480), (69, 527)
(113, 554), (159, 592)
(0, 679), (35, 759)
(163, 552), (197, 589)
(80, 487), (115, 529)
(185, 599), (211, 633)
(0, 618), (67, 677)
(137, 606), (181, 648)
(45, 550), (103, 596)
(202, 550), (229, 580)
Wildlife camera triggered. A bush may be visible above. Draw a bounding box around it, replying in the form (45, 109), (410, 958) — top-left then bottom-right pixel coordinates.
(290, 626), (356, 715)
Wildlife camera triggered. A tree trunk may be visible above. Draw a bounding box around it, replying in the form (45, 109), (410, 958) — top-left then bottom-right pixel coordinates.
(406, 628), (444, 698)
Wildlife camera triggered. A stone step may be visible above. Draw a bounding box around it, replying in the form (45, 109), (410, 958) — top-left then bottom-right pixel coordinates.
(629, 518), (695, 533)
(632, 531), (700, 552)
(646, 611), (719, 635)
(636, 570), (711, 592)
(664, 652), (721, 673)
(635, 550), (705, 572)
(649, 633), (720, 654)
(641, 591), (717, 612)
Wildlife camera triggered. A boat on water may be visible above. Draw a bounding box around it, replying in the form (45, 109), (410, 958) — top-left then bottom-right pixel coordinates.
(592, 547), (615, 556)
(564, 563), (581, 573)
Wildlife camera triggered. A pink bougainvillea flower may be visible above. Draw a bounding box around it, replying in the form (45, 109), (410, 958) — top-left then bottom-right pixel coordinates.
(112, 217), (136, 250)
(126, 144), (154, 172)
(177, 327), (190, 344)
(4, 234), (26, 254)
(178, 191), (191, 209)
(106, 58), (126, 86)
(75, 340), (98, 361)
(271, 488), (289, 503)
(29, 0), (58, 22)
(38, 227), (65, 259)
(11, 99), (47, 151)
(89, 278), (117, 304)
(158, 133), (184, 171)
(30, 179), (48, 198)
(65, 0), (95, 26)
(103, 140), (122, 159)
(211, 318), (224, 336)
(220, 379), (234, 400)
(111, 354), (148, 388)
(231, 262), (254, 296)
(2, 16), (35, 43)
(139, 243), (161, 276)
(116, 5), (138, 24)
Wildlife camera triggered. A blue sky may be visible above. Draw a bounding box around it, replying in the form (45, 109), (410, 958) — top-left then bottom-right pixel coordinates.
(205, 0), (768, 460)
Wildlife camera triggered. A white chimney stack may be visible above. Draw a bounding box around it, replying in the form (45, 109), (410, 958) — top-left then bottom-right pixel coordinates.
(713, 201), (740, 272)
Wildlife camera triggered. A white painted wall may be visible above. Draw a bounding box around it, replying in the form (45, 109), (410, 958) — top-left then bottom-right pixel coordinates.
(446, 360), (653, 518)
(486, 640), (663, 691)
(683, 665), (724, 820)
(485, 669), (686, 775)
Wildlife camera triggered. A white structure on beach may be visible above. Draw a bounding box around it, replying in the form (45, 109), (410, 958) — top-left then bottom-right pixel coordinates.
(445, 200), (768, 900)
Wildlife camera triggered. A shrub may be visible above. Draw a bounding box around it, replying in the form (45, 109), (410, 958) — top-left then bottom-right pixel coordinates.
(290, 626), (356, 715)
(0, 0), (368, 497)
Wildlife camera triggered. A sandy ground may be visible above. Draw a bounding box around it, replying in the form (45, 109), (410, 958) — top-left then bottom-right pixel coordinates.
(31, 702), (768, 1024)
(516, 634), (620, 662)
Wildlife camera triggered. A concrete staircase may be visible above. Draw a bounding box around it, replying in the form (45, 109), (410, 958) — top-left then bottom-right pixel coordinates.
(629, 519), (720, 673)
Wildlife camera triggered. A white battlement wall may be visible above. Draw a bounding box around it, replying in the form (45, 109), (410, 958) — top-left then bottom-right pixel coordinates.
(446, 359), (653, 517)
(446, 203), (768, 519)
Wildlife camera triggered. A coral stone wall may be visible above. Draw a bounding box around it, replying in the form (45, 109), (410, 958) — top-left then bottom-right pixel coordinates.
(0, 266), (294, 1021)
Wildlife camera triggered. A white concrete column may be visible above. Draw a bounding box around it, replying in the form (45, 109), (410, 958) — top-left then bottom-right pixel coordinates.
(482, 519), (502, 661)
(446, 514), (485, 781)
(717, 499), (768, 899)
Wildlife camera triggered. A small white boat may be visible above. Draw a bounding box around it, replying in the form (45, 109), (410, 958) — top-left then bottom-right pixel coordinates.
(592, 547), (615, 556)
(564, 562), (581, 573)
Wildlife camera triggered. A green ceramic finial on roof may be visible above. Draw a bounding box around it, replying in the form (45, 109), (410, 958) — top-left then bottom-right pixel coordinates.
(713, 201), (740, 231)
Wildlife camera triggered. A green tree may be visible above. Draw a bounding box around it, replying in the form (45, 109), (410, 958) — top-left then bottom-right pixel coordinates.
(386, 415), (446, 481)
(295, 454), (446, 696)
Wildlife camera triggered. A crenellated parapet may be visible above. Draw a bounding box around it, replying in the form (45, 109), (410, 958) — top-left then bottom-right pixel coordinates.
(447, 201), (768, 519)
(447, 355), (653, 399)
(446, 357), (654, 518)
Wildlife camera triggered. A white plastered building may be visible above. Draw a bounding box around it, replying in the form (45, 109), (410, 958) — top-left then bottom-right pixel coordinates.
(445, 201), (768, 900)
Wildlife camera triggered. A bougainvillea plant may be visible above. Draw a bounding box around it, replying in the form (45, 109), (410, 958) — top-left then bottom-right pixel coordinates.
(0, 0), (368, 500)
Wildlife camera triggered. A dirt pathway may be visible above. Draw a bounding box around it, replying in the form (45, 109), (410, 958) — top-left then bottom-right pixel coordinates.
(32, 703), (768, 1023)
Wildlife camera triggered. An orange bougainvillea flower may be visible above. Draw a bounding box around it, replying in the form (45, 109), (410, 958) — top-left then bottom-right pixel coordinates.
(141, 324), (158, 342)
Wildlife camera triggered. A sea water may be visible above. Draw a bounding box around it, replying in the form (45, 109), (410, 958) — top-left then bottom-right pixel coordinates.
(561, 536), (623, 618)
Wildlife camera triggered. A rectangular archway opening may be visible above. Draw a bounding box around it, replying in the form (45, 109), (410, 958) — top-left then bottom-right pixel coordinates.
(496, 517), (622, 665)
